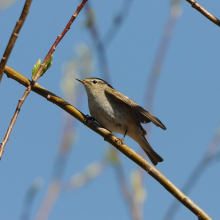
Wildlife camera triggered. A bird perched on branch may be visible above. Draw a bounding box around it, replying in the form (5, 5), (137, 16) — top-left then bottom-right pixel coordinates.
(76, 77), (166, 166)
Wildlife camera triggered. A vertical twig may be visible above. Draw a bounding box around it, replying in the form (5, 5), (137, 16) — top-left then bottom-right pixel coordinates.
(137, 2), (181, 216)
(145, 1), (181, 125)
(20, 178), (43, 220)
(103, 0), (134, 49)
(114, 163), (142, 220)
(85, 3), (142, 218)
(0, 0), (33, 84)
(34, 115), (74, 220)
(84, 2), (110, 82)
(32, 0), (88, 83)
(0, 0), (88, 161)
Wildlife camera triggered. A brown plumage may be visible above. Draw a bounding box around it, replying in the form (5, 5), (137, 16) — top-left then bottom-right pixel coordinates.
(77, 77), (166, 165)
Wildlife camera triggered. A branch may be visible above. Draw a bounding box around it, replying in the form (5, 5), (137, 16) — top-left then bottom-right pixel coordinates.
(4, 66), (212, 220)
(114, 161), (142, 220)
(84, 2), (110, 82)
(186, 0), (220, 27)
(138, 3), (181, 214)
(103, 0), (134, 48)
(0, 0), (87, 161)
(32, 0), (88, 82)
(20, 178), (43, 220)
(145, 1), (181, 127)
(0, 0), (33, 84)
(84, 4), (135, 215)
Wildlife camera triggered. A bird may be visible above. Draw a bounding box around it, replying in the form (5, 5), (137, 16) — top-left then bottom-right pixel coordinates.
(76, 77), (166, 165)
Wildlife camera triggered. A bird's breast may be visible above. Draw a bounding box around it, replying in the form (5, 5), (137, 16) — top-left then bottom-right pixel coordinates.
(88, 94), (127, 134)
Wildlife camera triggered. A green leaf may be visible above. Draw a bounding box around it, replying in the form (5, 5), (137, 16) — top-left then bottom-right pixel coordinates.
(41, 55), (53, 76)
(32, 59), (41, 79)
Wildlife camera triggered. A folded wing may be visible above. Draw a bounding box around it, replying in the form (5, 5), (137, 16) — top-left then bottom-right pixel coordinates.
(105, 88), (166, 130)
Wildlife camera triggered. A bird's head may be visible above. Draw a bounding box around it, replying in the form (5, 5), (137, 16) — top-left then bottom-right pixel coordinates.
(76, 77), (114, 95)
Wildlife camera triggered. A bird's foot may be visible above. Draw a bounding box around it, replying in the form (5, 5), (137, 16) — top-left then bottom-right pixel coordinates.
(84, 114), (95, 122)
(115, 137), (124, 145)
(84, 115), (111, 132)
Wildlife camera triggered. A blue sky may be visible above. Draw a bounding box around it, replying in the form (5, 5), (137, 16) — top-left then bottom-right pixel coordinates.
(0, 0), (220, 220)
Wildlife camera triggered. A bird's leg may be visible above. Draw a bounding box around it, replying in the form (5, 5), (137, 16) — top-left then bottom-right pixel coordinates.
(84, 114), (96, 122)
(116, 130), (127, 145)
(84, 115), (111, 132)
(121, 130), (127, 142)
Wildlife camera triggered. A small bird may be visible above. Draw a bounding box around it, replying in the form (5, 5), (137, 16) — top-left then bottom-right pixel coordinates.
(76, 77), (166, 165)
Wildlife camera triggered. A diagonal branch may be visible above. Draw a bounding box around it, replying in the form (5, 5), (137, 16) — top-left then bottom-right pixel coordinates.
(186, 0), (220, 27)
(0, 0), (33, 84)
(3, 66), (212, 220)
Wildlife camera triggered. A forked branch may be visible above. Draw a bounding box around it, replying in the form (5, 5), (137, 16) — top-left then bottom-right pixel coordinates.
(0, 0), (88, 161)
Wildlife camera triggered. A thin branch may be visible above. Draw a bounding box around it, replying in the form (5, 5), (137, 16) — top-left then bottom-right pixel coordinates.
(103, 0), (134, 48)
(138, 2), (181, 214)
(114, 162), (142, 220)
(0, 0), (33, 84)
(63, 159), (108, 192)
(34, 67), (79, 220)
(84, 2), (110, 82)
(0, 85), (32, 160)
(186, 0), (220, 27)
(4, 66), (212, 220)
(20, 178), (43, 220)
(0, 0), (87, 161)
(145, 1), (181, 126)
(84, 3), (136, 217)
(164, 154), (219, 220)
(33, 0), (88, 82)
(34, 159), (108, 220)
(34, 128), (73, 220)
(34, 180), (61, 220)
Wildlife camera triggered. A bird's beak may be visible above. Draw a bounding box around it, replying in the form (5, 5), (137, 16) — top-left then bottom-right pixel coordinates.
(76, 78), (85, 84)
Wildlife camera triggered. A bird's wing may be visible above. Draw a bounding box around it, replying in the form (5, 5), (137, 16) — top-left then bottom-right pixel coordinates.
(105, 88), (166, 130)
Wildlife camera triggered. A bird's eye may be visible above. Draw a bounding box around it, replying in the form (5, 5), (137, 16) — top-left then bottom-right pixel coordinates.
(93, 80), (97, 84)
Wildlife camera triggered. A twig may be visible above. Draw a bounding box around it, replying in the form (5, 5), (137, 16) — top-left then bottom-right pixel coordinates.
(34, 69), (78, 220)
(0, 0), (33, 84)
(35, 160), (107, 220)
(32, 0), (87, 82)
(186, 0), (220, 27)
(34, 180), (61, 220)
(137, 2), (181, 215)
(20, 178), (43, 220)
(63, 159), (108, 192)
(0, 0), (88, 161)
(4, 66), (212, 220)
(84, 2), (110, 82)
(145, 1), (181, 127)
(114, 162), (142, 220)
(84, 4), (136, 217)
(103, 0), (134, 48)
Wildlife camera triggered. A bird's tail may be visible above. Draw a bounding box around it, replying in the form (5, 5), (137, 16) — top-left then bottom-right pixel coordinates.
(138, 136), (163, 166)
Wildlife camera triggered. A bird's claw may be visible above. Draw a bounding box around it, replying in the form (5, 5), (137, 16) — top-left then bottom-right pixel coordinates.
(84, 115), (95, 122)
(115, 138), (124, 145)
